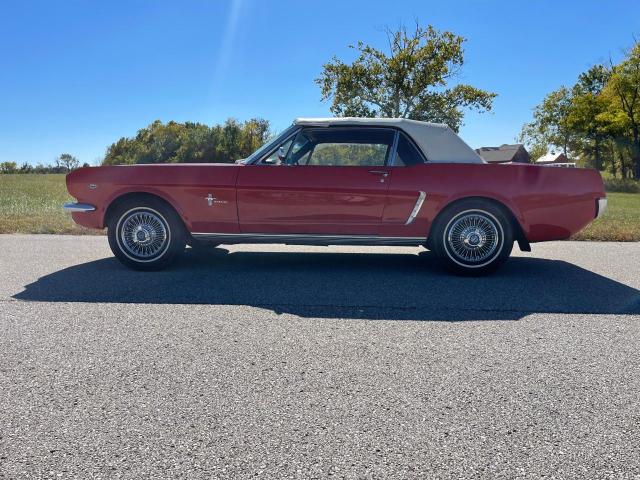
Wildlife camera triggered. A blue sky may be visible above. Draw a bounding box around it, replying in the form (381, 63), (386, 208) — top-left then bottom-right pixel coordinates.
(1, 0), (638, 165)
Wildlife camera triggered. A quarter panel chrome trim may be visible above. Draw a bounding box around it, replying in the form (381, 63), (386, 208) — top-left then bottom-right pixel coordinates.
(405, 191), (426, 225)
(191, 232), (425, 247)
(63, 202), (96, 213)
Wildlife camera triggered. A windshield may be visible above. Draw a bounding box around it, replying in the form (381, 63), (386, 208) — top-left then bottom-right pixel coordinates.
(244, 124), (299, 164)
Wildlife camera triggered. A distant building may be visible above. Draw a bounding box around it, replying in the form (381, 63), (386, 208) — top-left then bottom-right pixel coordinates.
(475, 144), (530, 164)
(535, 152), (569, 164)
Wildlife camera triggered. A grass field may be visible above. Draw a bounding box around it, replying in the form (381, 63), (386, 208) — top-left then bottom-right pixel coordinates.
(572, 192), (640, 241)
(0, 173), (639, 240)
(0, 174), (99, 234)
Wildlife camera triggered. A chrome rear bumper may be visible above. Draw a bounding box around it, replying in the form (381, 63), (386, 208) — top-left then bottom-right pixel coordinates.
(596, 197), (607, 219)
(63, 202), (96, 213)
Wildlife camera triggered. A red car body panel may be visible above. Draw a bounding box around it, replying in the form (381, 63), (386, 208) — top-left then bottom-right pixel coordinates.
(68, 164), (240, 234)
(236, 165), (391, 235)
(66, 161), (605, 244)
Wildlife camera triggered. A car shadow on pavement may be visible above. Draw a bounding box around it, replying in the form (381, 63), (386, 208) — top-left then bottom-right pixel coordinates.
(13, 247), (640, 321)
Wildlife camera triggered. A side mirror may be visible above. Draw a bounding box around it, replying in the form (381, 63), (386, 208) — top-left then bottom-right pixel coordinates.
(277, 146), (286, 162)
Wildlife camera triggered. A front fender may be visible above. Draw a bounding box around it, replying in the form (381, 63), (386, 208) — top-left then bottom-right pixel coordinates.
(100, 186), (193, 230)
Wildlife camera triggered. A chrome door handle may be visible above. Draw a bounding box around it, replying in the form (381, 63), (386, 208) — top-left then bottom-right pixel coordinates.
(368, 170), (389, 177)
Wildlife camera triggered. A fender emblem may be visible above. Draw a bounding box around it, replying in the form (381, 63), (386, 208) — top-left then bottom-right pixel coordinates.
(205, 193), (227, 206)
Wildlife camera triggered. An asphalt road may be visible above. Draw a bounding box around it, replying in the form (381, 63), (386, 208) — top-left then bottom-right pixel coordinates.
(1, 235), (639, 479)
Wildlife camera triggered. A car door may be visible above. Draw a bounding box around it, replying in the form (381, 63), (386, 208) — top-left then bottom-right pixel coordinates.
(236, 127), (395, 235)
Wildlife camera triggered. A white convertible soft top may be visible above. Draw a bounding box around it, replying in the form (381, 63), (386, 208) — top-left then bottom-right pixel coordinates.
(294, 117), (485, 164)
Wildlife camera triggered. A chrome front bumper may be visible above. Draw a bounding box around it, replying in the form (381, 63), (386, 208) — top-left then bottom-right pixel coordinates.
(63, 202), (96, 213)
(596, 197), (607, 219)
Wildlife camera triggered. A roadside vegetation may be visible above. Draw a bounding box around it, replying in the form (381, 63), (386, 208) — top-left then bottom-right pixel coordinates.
(1, 173), (638, 240)
(601, 171), (640, 193)
(572, 192), (640, 241)
(520, 41), (640, 180)
(0, 174), (98, 234)
(102, 118), (271, 165)
(1, 154), (87, 175)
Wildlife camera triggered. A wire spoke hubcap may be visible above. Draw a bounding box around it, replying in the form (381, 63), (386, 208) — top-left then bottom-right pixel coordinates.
(446, 211), (501, 265)
(119, 210), (168, 259)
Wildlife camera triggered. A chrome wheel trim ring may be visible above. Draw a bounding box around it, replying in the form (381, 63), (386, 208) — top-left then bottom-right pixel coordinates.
(116, 207), (171, 263)
(443, 209), (504, 268)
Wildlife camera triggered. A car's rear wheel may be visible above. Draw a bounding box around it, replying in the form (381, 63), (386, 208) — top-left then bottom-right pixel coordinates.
(431, 199), (513, 276)
(107, 197), (186, 270)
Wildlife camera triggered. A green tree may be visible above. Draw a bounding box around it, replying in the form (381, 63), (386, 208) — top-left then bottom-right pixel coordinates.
(519, 86), (575, 158)
(519, 43), (640, 178)
(102, 118), (271, 165)
(56, 153), (80, 171)
(0, 161), (18, 173)
(567, 65), (611, 169)
(240, 118), (271, 156)
(605, 42), (640, 179)
(316, 23), (496, 131)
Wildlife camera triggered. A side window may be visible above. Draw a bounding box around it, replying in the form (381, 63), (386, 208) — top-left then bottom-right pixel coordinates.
(286, 128), (395, 166)
(261, 137), (294, 165)
(395, 132), (426, 166)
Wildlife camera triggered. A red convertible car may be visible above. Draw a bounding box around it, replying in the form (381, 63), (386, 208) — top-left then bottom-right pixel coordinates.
(64, 118), (606, 275)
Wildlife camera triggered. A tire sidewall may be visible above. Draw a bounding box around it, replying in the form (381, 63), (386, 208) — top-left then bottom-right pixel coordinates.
(431, 200), (514, 276)
(107, 197), (185, 270)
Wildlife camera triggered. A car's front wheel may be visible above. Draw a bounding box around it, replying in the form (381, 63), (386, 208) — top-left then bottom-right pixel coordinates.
(107, 197), (186, 271)
(431, 199), (514, 276)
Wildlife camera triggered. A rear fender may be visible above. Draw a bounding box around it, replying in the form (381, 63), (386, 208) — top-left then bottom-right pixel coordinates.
(435, 192), (530, 240)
